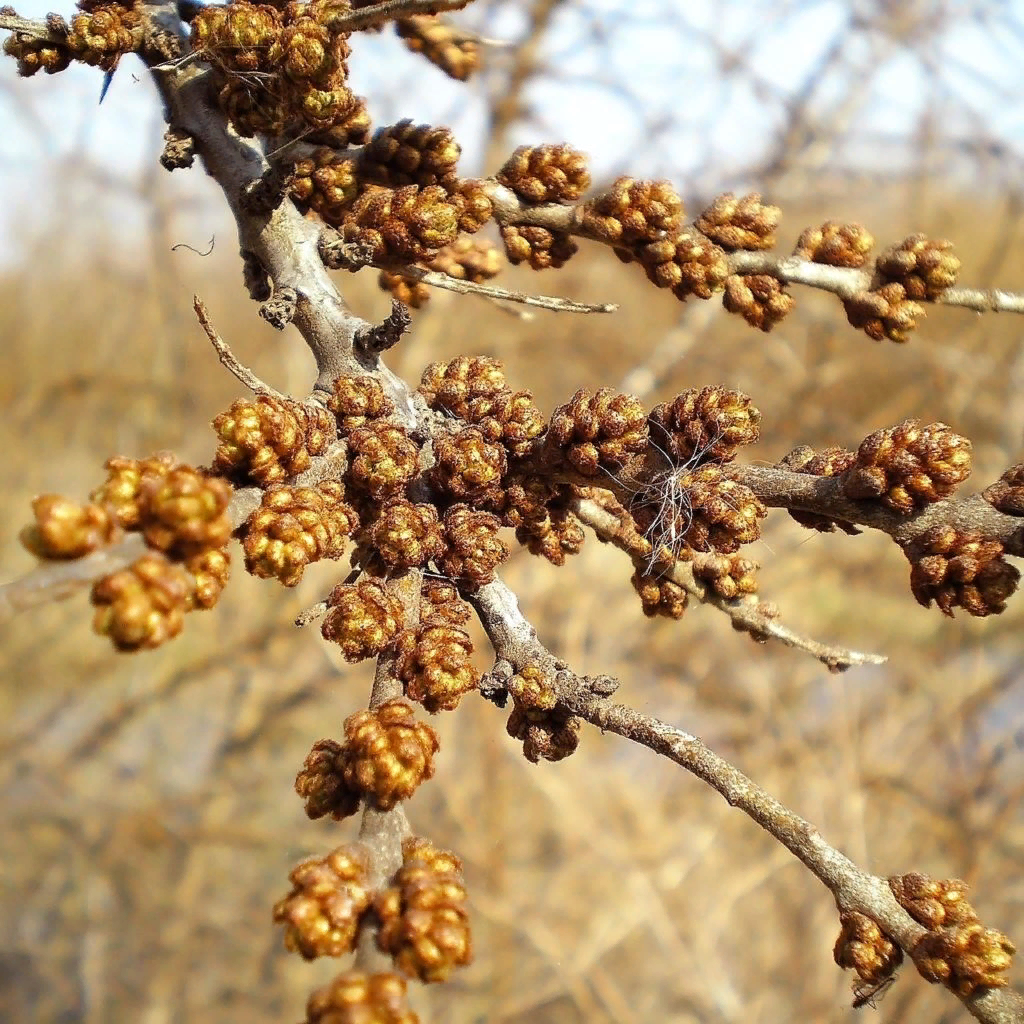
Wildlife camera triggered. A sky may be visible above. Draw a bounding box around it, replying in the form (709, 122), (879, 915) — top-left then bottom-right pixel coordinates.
(1, 0), (1022, 266)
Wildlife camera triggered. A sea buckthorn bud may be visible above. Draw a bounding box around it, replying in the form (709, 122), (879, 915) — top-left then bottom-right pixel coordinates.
(326, 374), (395, 434)
(889, 873), (977, 930)
(876, 234), (960, 300)
(833, 911), (903, 985)
(91, 452), (178, 529)
(322, 579), (405, 662)
(3, 30), (71, 76)
(580, 177), (684, 246)
(369, 498), (446, 570)
(439, 504), (508, 588)
(244, 482), (357, 586)
(451, 178), (493, 233)
(500, 225), (578, 270)
(696, 192), (780, 251)
(289, 147), (358, 225)
(91, 551), (190, 651)
(692, 552), (758, 600)
(375, 837), (472, 982)
(722, 274), (794, 331)
(658, 465), (765, 554)
(420, 579), (472, 626)
(842, 419), (972, 513)
(905, 525), (1018, 617)
(793, 221), (874, 267)
(396, 14), (478, 80)
(306, 96), (373, 149)
(426, 236), (502, 283)
(504, 479), (585, 565)
(378, 270), (432, 308)
(497, 143), (590, 205)
(340, 183), (459, 264)
(272, 844), (372, 960)
(508, 662), (557, 711)
(545, 387), (648, 476)
(911, 923), (1016, 997)
(190, 1), (282, 73)
(983, 464), (1024, 516)
(185, 547), (230, 609)
(430, 426), (507, 504)
(631, 571), (688, 619)
(304, 971), (419, 1024)
(779, 445), (860, 535)
(844, 282), (925, 343)
(395, 623), (478, 712)
(339, 699), (440, 810)
(212, 396), (334, 486)
(270, 8), (349, 84)
(360, 120), (461, 189)
(649, 386), (761, 466)
(21, 495), (118, 559)
(507, 705), (580, 763)
(295, 738), (360, 821)
(67, 2), (141, 71)
(347, 421), (420, 499)
(138, 465), (233, 557)
(419, 355), (507, 417)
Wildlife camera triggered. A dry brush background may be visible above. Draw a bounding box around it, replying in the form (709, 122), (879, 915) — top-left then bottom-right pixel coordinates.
(1, 2), (1024, 1021)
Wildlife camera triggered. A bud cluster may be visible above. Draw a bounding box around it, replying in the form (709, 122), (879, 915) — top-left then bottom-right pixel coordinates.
(396, 622), (478, 712)
(630, 570), (688, 619)
(888, 872), (1016, 997)
(982, 463), (1024, 516)
(695, 192), (780, 252)
(648, 386), (760, 466)
(544, 387), (648, 476)
(841, 419), (972, 514)
(722, 273), (794, 331)
(500, 224), (578, 270)
(793, 221), (875, 267)
(396, 14), (478, 81)
(375, 837), (473, 982)
(326, 374), (395, 434)
(346, 421), (420, 499)
(833, 910), (903, 987)
(272, 844), (373, 959)
(304, 970), (419, 1024)
(360, 119), (461, 189)
(497, 144), (591, 205)
(212, 395), (336, 487)
(503, 478), (585, 565)
(321, 578), (405, 662)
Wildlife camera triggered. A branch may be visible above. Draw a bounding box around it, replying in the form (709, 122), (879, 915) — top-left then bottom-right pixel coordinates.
(0, 13), (64, 42)
(470, 578), (1024, 1024)
(324, 0), (473, 33)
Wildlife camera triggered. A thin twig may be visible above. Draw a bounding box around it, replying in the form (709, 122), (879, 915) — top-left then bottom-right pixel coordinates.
(193, 295), (289, 400)
(325, 0), (473, 33)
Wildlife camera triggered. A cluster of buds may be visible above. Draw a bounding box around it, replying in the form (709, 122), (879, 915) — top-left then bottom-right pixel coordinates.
(983, 463), (1024, 516)
(648, 386), (760, 466)
(833, 910), (903, 991)
(346, 421), (420, 500)
(375, 838), (473, 982)
(395, 622), (478, 712)
(841, 419), (972, 514)
(905, 526), (1019, 617)
(438, 504), (508, 587)
(722, 273), (794, 331)
(544, 387), (648, 476)
(395, 14), (478, 81)
(889, 873), (1016, 997)
(507, 701), (580, 763)
(367, 498), (446, 571)
(630, 570), (688, 619)
(360, 119), (461, 190)
(692, 551), (758, 600)
(695, 192), (780, 252)
(497, 144), (590, 205)
(295, 700), (440, 820)
(272, 844), (373, 959)
(303, 971), (419, 1024)
(23, 453), (234, 650)
(419, 356), (545, 457)
(290, 148), (359, 225)
(212, 395), (335, 487)
(2, 0), (142, 77)
(793, 221), (875, 267)
(321, 578), (405, 662)
(500, 224), (578, 270)
(429, 426), (507, 507)
(326, 374), (395, 434)
(243, 482), (357, 586)
(190, 0), (370, 141)
(503, 478), (585, 565)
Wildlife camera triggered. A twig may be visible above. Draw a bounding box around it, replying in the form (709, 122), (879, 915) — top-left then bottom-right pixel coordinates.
(571, 496), (885, 672)
(396, 263), (617, 314)
(193, 295), (289, 400)
(0, 13), (66, 42)
(325, 0), (473, 33)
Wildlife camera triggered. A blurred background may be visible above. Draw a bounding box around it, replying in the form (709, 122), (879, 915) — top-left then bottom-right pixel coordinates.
(2, 1), (1024, 1021)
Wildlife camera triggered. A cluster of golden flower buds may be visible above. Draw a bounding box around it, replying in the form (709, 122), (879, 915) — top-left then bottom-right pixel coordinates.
(395, 13), (478, 81)
(304, 971), (419, 1024)
(545, 387), (648, 476)
(648, 386), (761, 466)
(375, 838), (473, 982)
(833, 910), (904, 990)
(395, 621), (478, 712)
(22, 453), (234, 650)
(889, 872), (1016, 997)
(2, 0), (141, 76)
(295, 699), (440, 820)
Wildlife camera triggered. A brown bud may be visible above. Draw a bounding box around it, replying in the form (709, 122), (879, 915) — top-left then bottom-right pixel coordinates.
(779, 444), (860, 534)
(439, 504), (509, 588)
(304, 971), (419, 1024)
(793, 221), (874, 267)
(876, 234), (960, 300)
(649, 386), (760, 465)
(580, 177), (684, 246)
(396, 14), (478, 80)
(722, 274), (794, 331)
(889, 872), (977, 929)
(327, 374), (395, 434)
(272, 844), (373, 960)
(911, 923), (1016, 997)
(696, 192), (780, 251)
(375, 837), (472, 982)
(451, 178), (493, 233)
(843, 419), (971, 513)
(378, 270), (432, 309)
(420, 579), (472, 626)
(507, 705), (580, 763)
(419, 356), (507, 417)
(21, 495), (117, 559)
(91, 551), (190, 651)
(138, 465), (233, 557)
(3, 30), (71, 76)
(243, 482), (357, 586)
(501, 225), (578, 270)
(844, 282), (925, 343)
(289, 148), (358, 226)
(322, 579), (405, 662)
(692, 551), (758, 599)
(346, 421), (420, 499)
(545, 387), (647, 476)
(426, 236), (502, 283)
(91, 452), (178, 529)
(67, 2), (141, 71)
(361, 119), (461, 189)
(982, 463), (1024, 516)
(497, 143), (590, 205)
(631, 571), (688, 618)
(396, 623), (478, 712)
(185, 547), (231, 610)
(430, 426), (507, 504)
(833, 910), (903, 985)
(369, 499), (446, 570)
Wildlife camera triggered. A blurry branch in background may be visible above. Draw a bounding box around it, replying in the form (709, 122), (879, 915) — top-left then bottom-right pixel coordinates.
(2, 0), (1024, 1022)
